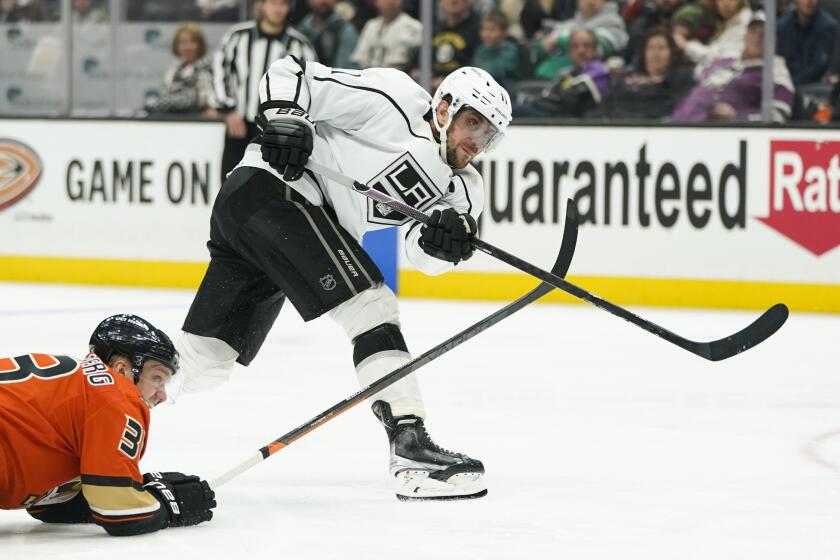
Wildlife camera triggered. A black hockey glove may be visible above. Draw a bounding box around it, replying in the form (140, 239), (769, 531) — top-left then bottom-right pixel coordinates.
(260, 105), (315, 182)
(143, 472), (216, 528)
(418, 208), (478, 263)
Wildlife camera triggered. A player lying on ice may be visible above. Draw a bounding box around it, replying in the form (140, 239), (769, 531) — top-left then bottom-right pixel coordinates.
(175, 56), (513, 500)
(0, 315), (216, 536)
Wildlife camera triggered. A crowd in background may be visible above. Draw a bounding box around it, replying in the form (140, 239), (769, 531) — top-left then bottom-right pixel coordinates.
(2, 0), (840, 122)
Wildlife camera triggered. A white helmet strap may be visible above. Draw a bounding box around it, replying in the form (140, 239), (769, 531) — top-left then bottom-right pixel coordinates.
(433, 99), (458, 167)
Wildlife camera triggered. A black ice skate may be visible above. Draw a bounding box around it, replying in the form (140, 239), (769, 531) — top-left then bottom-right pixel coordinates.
(373, 400), (487, 501)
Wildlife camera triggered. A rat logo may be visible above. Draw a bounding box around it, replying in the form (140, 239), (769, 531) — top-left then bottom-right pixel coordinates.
(0, 138), (42, 210)
(758, 140), (840, 256)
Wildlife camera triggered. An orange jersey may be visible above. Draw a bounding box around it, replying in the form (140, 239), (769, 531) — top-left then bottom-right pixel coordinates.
(0, 352), (155, 514)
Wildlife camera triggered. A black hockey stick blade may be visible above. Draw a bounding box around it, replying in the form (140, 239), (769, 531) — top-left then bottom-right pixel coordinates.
(690, 303), (789, 361)
(210, 201), (579, 488)
(306, 161), (789, 362)
(468, 240), (790, 362)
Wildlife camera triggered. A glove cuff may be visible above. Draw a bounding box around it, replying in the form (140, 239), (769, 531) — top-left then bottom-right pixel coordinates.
(258, 101), (315, 133)
(142, 473), (176, 524)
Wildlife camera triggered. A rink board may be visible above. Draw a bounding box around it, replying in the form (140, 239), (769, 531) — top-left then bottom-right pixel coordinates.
(0, 119), (838, 312)
(401, 126), (840, 312)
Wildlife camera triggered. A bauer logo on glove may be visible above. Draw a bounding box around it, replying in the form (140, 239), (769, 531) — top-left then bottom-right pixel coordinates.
(142, 471), (216, 528)
(258, 102), (315, 183)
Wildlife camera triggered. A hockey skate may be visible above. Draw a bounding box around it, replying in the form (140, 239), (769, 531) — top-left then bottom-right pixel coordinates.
(373, 401), (487, 501)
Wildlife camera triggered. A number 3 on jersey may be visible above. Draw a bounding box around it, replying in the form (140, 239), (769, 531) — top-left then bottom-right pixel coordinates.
(119, 415), (144, 459)
(0, 354), (78, 384)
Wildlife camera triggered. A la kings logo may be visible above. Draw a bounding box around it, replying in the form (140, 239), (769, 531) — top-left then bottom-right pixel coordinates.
(367, 153), (441, 226)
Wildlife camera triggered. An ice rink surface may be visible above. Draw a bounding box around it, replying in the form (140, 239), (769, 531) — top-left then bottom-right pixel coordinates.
(0, 281), (838, 559)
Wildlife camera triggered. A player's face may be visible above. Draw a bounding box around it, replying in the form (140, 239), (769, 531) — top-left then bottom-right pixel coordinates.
(443, 107), (499, 168)
(136, 361), (174, 408)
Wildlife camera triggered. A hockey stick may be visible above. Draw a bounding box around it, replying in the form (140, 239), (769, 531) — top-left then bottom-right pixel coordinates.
(306, 160), (788, 362)
(210, 200), (579, 488)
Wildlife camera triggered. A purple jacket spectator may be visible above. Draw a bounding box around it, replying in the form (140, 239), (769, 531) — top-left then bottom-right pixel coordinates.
(513, 27), (609, 117)
(671, 56), (795, 122)
(514, 59), (609, 117)
(673, 14), (795, 122)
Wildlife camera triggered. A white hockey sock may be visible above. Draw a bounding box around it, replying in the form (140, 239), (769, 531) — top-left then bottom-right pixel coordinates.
(356, 353), (425, 419)
(175, 332), (239, 394)
(330, 285), (426, 419)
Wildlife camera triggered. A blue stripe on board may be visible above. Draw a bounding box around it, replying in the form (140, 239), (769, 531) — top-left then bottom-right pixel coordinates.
(362, 228), (398, 293)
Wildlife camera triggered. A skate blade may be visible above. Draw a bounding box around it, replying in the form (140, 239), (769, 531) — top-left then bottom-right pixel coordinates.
(394, 470), (487, 501)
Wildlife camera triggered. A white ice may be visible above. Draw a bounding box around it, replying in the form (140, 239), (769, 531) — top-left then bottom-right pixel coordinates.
(0, 281), (838, 559)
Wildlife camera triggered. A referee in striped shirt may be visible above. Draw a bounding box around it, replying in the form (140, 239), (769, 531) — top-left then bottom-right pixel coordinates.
(213, 0), (318, 184)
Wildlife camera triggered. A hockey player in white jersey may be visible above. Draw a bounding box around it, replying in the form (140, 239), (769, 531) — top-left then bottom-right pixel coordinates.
(178, 55), (512, 500)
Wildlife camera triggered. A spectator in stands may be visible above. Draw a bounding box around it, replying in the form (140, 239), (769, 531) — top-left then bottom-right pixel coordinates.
(72, 0), (107, 22)
(144, 23), (215, 116)
(519, 0), (577, 40)
(473, 10), (522, 88)
(299, 0), (359, 68)
(531, 0), (628, 80)
(595, 26), (694, 119)
(430, 0), (482, 85)
(0, 0), (44, 21)
(672, 12), (795, 122)
(341, 0), (378, 31)
(497, 0), (525, 39)
(777, 0), (838, 86)
(350, 0), (422, 71)
(514, 27), (609, 117)
(673, 0), (751, 79)
(624, 0), (711, 65)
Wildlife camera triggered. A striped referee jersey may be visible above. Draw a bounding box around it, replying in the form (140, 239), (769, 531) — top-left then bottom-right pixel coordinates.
(212, 21), (317, 122)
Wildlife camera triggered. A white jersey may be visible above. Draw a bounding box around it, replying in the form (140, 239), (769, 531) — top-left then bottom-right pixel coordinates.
(236, 55), (485, 276)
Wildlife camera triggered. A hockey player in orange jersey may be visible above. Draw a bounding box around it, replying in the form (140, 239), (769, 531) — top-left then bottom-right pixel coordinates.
(0, 314), (216, 536)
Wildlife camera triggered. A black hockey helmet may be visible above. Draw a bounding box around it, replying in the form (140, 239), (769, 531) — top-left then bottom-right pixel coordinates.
(89, 314), (179, 381)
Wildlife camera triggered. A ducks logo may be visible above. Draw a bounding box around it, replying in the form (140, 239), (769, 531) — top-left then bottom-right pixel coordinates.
(0, 139), (42, 210)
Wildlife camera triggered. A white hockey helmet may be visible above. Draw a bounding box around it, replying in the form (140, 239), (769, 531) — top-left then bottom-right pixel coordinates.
(430, 67), (512, 165)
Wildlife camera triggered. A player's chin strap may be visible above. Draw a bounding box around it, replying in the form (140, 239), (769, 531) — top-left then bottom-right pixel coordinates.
(432, 105), (456, 166)
(131, 356), (145, 384)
